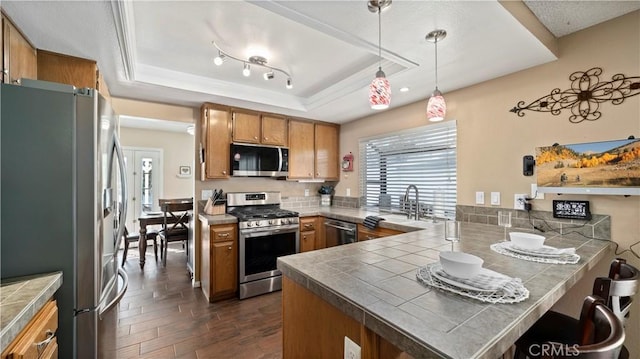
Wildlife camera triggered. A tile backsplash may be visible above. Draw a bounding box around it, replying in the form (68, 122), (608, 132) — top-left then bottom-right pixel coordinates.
(456, 205), (611, 239)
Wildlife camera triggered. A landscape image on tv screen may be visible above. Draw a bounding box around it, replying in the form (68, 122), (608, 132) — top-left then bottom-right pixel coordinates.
(535, 138), (640, 193)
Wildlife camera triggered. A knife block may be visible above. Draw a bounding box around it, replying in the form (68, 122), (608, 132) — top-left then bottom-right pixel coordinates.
(203, 198), (225, 215)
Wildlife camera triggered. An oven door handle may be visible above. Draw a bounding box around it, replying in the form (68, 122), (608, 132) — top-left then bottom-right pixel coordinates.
(324, 223), (356, 232)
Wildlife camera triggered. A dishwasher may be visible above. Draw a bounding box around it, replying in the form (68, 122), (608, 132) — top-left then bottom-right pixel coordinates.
(324, 219), (357, 247)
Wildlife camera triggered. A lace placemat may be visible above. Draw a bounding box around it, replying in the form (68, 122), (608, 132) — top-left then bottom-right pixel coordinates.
(490, 242), (580, 264)
(416, 263), (529, 304)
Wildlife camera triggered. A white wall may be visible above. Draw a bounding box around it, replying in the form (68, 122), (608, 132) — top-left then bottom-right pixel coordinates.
(119, 126), (195, 199)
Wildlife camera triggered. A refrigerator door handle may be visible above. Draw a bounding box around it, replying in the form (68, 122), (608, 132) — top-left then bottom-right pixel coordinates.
(99, 268), (128, 319)
(112, 134), (128, 251)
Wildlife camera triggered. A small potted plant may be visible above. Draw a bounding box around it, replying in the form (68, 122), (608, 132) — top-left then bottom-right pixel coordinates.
(318, 185), (334, 207)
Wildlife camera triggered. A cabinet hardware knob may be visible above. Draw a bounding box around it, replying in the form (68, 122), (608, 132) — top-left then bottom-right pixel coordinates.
(228, 246), (232, 250)
(222, 171), (227, 175)
(254, 136), (258, 140)
(264, 137), (268, 140)
(218, 233), (229, 238)
(303, 236), (307, 239)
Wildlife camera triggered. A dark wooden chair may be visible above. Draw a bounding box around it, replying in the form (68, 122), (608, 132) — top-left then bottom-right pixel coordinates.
(514, 258), (638, 358)
(158, 198), (193, 266)
(121, 226), (158, 266)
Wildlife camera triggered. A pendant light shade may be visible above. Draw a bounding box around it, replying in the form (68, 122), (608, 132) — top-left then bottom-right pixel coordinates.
(368, 0), (392, 110)
(426, 29), (447, 122)
(370, 68), (390, 110)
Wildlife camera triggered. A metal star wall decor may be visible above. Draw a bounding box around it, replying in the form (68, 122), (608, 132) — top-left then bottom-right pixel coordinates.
(509, 68), (640, 123)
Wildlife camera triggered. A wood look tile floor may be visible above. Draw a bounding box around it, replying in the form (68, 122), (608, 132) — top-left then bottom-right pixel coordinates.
(115, 243), (283, 359)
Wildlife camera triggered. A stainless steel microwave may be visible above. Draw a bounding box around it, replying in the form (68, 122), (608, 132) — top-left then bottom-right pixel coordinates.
(230, 143), (289, 177)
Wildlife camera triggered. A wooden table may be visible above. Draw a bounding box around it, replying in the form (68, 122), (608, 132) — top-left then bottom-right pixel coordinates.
(137, 213), (177, 269)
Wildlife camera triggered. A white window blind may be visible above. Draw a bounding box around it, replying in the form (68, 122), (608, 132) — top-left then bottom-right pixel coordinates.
(360, 121), (457, 219)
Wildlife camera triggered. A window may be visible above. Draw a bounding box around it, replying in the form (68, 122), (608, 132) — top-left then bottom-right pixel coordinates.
(360, 121), (457, 219)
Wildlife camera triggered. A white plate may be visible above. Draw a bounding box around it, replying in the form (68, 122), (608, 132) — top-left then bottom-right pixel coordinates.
(504, 243), (568, 258)
(429, 265), (494, 293)
(143, 211), (164, 216)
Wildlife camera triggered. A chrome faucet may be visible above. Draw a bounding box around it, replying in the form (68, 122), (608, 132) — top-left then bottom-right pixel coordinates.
(404, 185), (420, 220)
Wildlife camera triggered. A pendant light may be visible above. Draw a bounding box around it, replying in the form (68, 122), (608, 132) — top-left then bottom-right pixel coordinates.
(368, 0), (392, 110)
(426, 29), (447, 122)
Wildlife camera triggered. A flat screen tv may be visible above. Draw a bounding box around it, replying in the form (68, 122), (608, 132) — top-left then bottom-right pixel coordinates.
(535, 138), (640, 195)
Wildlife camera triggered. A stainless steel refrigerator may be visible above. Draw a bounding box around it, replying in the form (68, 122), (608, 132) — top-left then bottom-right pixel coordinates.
(1, 79), (128, 358)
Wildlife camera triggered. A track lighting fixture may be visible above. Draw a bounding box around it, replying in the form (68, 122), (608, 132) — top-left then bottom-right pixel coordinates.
(212, 41), (292, 89)
(213, 52), (225, 66)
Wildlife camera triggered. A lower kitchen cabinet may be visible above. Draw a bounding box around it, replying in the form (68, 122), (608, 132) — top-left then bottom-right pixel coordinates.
(200, 221), (238, 302)
(299, 216), (319, 252)
(1, 299), (58, 359)
(357, 224), (403, 241)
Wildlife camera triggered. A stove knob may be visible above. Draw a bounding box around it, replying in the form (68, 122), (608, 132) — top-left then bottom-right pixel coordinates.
(246, 222), (252, 227)
(281, 218), (289, 224)
(254, 221), (261, 227)
(268, 219), (275, 225)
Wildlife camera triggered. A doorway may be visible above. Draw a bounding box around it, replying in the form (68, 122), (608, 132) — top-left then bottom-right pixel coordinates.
(123, 148), (163, 232)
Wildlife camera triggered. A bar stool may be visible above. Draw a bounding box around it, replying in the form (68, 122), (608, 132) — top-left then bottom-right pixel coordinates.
(514, 258), (638, 359)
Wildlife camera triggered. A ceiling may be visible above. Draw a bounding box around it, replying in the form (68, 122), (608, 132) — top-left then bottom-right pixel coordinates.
(2, 1), (639, 132)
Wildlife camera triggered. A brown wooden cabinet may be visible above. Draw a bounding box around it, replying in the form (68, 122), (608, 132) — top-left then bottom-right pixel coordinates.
(201, 103), (231, 180)
(288, 120), (339, 181)
(232, 110), (287, 146)
(1, 13), (37, 84)
(1, 300), (58, 359)
(299, 216), (321, 252)
(357, 224), (403, 241)
(36, 49), (110, 100)
(200, 222), (237, 302)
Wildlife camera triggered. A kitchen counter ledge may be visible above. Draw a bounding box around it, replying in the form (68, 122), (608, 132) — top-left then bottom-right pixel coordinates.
(0, 271), (63, 353)
(277, 221), (613, 358)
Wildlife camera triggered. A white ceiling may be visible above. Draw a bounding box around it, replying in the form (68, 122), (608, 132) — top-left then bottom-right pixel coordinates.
(2, 1), (639, 132)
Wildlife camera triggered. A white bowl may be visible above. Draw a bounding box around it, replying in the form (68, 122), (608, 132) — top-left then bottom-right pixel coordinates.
(439, 251), (484, 279)
(509, 232), (546, 250)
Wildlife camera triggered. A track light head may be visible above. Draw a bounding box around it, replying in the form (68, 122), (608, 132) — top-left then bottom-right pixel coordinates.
(242, 63), (251, 77)
(286, 78), (293, 89)
(213, 53), (225, 66)
(264, 71), (275, 80)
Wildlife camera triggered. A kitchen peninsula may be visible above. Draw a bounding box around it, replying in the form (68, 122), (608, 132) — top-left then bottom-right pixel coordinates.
(277, 222), (613, 358)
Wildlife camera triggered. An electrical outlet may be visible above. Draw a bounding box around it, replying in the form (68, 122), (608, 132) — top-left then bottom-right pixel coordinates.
(304, 189), (309, 197)
(344, 336), (361, 359)
(514, 194), (527, 210)
(346, 188), (351, 197)
(475, 191), (485, 205)
(490, 192), (500, 205)
(201, 190), (213, 200)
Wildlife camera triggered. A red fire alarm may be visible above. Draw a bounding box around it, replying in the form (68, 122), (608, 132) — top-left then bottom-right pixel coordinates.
(342, 152), (354, 171)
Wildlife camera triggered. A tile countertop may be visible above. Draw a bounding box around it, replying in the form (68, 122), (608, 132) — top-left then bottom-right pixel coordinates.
(0, 271), (63, 352)
(277, 221), (614, 359)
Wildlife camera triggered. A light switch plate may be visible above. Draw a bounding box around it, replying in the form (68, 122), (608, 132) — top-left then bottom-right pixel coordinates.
(344, 336), (361, 359)
(346, 188), (351, 196)
(475, 191), (485, 205)
(491, 192), (500, 205)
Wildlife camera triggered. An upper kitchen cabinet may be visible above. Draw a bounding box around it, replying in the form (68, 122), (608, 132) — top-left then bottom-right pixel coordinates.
(201, 103), (231, 180)
(1, 13), (37, 84)
(314, 123), (339, 180)
(288, 120), (339, 181)
(37, 50), (111, 101)
(232, 110), (287, 146)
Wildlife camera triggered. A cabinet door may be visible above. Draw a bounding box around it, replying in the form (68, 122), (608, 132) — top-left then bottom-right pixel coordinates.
(300, 231), (316, 252)
(314, 123), (339, 180)
(300, 217), (317, 232)
(2, 16), (37, 84)
(288, 120), (315, 179)
(202, 105), (231, 179)
(232, 111), (261, 144)
(37, 50), (98, 89)
(212, 240), (237, 296)
(261, 116), (287, 146)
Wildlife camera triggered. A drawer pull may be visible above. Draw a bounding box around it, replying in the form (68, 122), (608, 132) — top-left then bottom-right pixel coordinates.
(218, 233), (229, 238)
(36, 330), (55, 355)
(228, 246), (232, 250)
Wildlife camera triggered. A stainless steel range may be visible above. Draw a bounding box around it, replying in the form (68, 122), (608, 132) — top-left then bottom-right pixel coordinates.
(227, 192), (299, 299)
